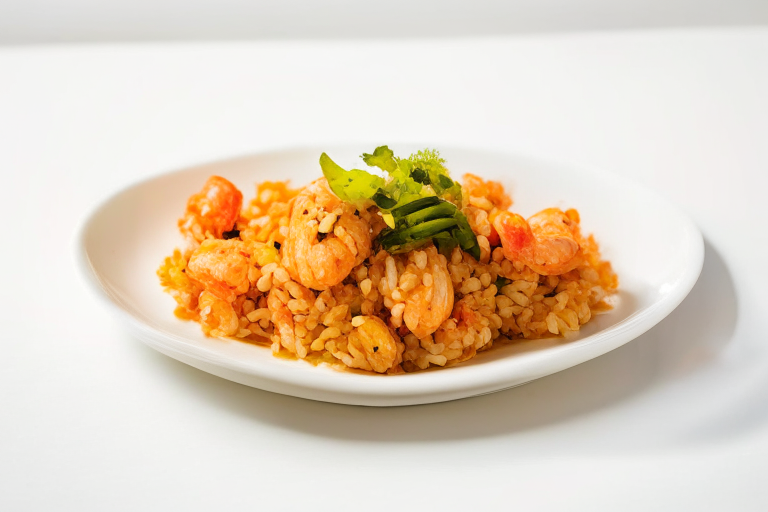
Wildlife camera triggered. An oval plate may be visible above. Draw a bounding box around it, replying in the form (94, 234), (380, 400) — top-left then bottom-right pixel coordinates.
(78, 146), (703, 406)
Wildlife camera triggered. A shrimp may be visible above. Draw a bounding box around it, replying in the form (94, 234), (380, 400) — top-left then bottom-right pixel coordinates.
(198, 290), (240, 336)
(186, 239), (251, 302)
(281, 178), (371, 291)
(493, 208), (583, 275)
(179, 176), (243, 243)
(344, 316), (404, 373)
(402, 246), (454, 339)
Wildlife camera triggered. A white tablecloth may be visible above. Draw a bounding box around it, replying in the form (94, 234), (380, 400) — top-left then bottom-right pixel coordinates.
(2, 29), (767, 510)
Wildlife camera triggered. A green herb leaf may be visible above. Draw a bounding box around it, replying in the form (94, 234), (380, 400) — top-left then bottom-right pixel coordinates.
(361, 146), (398, 174)
(321, 146), (480, 261)
(410, 168), (429, 184)
(320, 152), (385, 205)
(371, 189), (397, 209)
(382, 170), (425, 209)
(402, 149), (463, 204)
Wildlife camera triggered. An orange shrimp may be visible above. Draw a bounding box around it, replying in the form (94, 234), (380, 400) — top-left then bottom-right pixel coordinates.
(493, 208), (583, 275)
(179, 176), (243, 243)
(402, 246), (454, 339)
(345, 316), (403, 373)
(186, 239), (251, 302)
(281, 179), (371, 291)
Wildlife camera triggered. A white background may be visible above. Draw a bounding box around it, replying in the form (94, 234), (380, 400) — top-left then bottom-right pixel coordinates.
(0, 0), (767, 43)
(2, 2), (768, 511)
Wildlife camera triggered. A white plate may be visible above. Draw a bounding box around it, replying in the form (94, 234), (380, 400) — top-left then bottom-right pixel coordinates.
(77, 145), (703, 406)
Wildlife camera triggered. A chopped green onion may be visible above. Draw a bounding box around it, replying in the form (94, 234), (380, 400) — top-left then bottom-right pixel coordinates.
(438, 174), (454, 189)
(452, 210), (481, 260)
(433, 231), (459, 255)
(391, 196), (441, 218)
(402, 201), (457, 227)
(320, 146), (480, 260)
(379, 218), (459, 253)
(494, 277), (511, 290)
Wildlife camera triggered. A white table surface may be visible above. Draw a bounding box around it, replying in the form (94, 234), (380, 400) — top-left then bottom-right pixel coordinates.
(2, 28), (768, 510)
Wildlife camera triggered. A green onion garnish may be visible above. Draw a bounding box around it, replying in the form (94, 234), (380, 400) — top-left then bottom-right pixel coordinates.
(321, 146), (480, 259)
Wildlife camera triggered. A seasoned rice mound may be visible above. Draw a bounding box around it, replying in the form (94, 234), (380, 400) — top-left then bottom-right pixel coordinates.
(158, 173), (617, 374)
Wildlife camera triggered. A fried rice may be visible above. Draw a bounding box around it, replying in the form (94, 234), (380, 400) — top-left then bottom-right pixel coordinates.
(158, 151), (617, 374)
